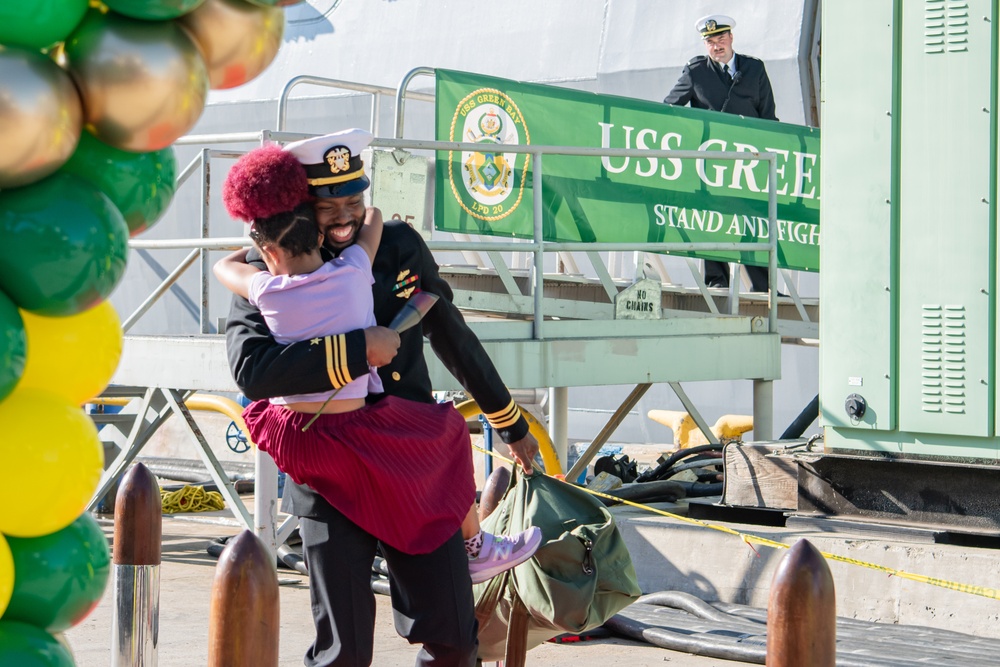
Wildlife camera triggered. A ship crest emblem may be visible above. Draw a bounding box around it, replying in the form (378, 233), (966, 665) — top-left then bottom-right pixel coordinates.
(447, 88), (530, 223)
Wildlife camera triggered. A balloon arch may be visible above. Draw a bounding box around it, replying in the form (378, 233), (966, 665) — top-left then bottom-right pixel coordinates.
(0, 0), (298, 662)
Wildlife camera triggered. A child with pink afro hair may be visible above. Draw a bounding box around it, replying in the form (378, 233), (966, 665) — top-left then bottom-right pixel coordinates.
(222, 145), (312, 223)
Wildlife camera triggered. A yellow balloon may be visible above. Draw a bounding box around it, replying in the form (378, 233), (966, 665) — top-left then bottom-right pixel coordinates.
(0, 389), (104, 538)
(63, 10), (209, 152)
(19, 302), (123, 405)
(180, 0), (284, 90)
(0, 46), (83, 189)
(0, 533), (12, 619)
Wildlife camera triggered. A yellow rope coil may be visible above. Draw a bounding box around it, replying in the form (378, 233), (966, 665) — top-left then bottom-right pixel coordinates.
(160, 485), (225, 514)
(471, 443), (1000, 602)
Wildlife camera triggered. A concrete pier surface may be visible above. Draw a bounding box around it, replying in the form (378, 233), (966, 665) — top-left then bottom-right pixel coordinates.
(64, 514), (755, 667)
(62, 484), (1000, 666)
(615, 503), (1000, 640)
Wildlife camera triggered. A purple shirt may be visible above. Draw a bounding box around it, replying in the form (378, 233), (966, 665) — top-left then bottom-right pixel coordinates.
(248, 244), (384, 404)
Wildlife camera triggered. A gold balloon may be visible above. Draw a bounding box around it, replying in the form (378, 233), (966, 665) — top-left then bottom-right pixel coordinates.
(180, 0), (284, 90)
(0, 47), (83, 189)
(63, 10), (209, 152)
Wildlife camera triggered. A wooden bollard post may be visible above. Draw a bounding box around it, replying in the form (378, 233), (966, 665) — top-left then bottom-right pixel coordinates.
(112, 462), (162, 667)
(478, 466), (511, 522)
(766, 538), (836, 667)
(208, 530), (279, 667)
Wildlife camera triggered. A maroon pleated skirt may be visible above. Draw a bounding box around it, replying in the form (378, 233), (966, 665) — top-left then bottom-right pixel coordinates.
(243, 395), (476, 554)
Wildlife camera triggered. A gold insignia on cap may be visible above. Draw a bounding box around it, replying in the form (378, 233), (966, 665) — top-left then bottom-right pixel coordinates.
(324, 146), (352, 174)
(706, 19), (717, 31)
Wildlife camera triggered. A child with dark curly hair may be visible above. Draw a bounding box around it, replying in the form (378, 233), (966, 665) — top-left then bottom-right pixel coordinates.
(214, 141), (540, 579)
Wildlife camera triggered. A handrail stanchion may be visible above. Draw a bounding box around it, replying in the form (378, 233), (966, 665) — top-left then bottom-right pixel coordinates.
(393, 67), (436, 139)
(254, 446), (279, 562)
(767, 539), (836, 667)
(768, 153), (779, 334)
(200, 148), (211, 334)
(112, 463), (161, 667)
(208, 531), (279, 667)
(532, 150), (545, 341)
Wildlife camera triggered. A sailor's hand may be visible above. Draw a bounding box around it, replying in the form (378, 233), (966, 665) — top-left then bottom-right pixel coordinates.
(507, 432), (539, 475)
(364, 326), (400, 367)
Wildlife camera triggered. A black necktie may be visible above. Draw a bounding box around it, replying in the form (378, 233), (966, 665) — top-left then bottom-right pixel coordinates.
(722, 64), (733, 84)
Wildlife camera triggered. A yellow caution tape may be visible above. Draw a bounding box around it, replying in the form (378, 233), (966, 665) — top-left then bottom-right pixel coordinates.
(160, 485), (226, 514)
(472, 444), (1000, 601)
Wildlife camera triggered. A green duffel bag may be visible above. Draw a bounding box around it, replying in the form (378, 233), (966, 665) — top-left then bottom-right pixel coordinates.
(474, 469), (641, 666)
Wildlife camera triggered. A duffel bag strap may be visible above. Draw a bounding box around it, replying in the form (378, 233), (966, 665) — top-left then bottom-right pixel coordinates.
(503, 590), (530, 667)
(475, 465), (521, 628)
(474, 568), (510, 628)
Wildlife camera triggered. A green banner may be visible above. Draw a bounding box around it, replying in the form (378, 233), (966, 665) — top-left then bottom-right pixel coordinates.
(434, 68), (820, 272)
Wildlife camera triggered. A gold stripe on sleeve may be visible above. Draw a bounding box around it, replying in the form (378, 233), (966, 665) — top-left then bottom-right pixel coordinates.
(485, 399), (522, 429)
(324, 335), (352, 388)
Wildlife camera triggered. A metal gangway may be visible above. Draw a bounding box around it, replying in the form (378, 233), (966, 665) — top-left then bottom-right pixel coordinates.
(91, 70), (818, 557)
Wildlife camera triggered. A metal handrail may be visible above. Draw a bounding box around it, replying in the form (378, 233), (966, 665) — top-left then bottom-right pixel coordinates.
(125, 134), (784, 337)
(276, 75), (434, 134)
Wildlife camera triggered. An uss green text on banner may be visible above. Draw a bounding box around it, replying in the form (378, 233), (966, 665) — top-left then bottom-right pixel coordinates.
(433, 69), (820, 272)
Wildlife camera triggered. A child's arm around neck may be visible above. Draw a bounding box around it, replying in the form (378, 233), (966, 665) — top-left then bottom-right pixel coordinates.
(213, 247), (262, 299)
(356, 207), (384, 264)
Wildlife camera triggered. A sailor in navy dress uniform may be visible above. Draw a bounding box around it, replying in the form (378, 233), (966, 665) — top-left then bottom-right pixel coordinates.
(664, 14), (778, 291)
(226, 129), (539, 666)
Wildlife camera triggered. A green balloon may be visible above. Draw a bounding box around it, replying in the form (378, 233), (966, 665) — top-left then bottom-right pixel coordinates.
(0, 291), (26, 403)
(104, 0), (206, 20)
(0, 620), (74, 667)
(0, 172), (129, 316)
(0, 0), (89, 51)
(61, 131), (177, 237)
(3, 514), (110, 633)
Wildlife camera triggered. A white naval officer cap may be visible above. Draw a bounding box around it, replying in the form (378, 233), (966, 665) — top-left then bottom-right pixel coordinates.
(696, 14), (735, 39)
(283, 128), (373, 198)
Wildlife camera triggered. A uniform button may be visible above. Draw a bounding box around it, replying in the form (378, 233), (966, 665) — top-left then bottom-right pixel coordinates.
(392, 372), (401, 381)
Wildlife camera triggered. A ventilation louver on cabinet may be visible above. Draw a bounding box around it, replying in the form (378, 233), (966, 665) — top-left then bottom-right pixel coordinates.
(925, 0), (970, 54)
(921, 305), (967, 414)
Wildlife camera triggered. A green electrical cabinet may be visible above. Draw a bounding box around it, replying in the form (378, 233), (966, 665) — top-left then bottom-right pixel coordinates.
(821, 0), (1000, 459)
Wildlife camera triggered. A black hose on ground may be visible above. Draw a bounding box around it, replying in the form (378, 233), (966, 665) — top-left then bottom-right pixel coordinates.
(779, 393), (819, 440)
(277, 545), (308, 576)
(600, 480), (687, 506)
(206, 537), (308, 575)
(607, 591), (1000, 667)
(635, 444), (723, 483)
(674, 481), (723, 497)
